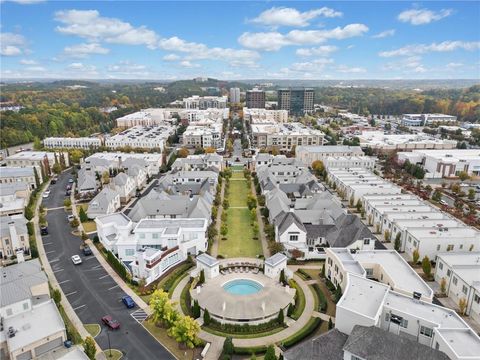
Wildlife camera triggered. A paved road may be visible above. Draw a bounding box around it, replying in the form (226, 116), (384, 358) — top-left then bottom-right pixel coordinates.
(41, 172), (174, 360)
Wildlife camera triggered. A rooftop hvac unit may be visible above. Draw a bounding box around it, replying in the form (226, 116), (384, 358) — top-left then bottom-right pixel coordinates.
(413, 292), (422, 300)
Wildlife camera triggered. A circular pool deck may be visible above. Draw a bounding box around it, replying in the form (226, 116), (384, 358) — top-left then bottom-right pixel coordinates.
(191, 272), (295, 323)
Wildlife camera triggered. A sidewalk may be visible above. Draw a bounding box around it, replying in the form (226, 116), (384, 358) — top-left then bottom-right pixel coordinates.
(250, 179), (270, 258)
(34, 179), (105, 359)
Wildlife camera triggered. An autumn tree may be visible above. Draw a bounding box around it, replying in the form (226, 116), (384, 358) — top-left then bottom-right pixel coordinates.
(168, 315), (200, 349)
(83, 337), (97, 360)
(177, 147), (189, 158)
(150, 289), (179, 328)
(311, 160), (325, 176)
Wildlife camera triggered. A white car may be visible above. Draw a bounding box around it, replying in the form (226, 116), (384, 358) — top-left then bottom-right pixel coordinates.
(71, 255), (82, 265)
(42, 190), (51, 198)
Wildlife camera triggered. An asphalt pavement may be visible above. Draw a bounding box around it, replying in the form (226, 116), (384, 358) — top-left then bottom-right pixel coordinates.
(41, 171), (174, 360)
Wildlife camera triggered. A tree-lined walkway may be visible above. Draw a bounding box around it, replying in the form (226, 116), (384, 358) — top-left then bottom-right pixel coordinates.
(217, 170), (263, 258)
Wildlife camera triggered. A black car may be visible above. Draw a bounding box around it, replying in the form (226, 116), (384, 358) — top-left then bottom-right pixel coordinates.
(83, 245), (92, 256)
(50, 178), (57, 184)
(65, 190), (71, 196)
(40, 226), (48, 235)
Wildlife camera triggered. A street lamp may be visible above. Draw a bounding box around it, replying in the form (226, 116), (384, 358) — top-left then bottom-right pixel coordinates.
(105, 327), (112, 358)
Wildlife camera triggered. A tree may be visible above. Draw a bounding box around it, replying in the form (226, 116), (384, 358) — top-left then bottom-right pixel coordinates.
(287, 303), (293, 317)
(204, 147), (216, 153)
(458, 171), (470, 181)
(69, 149), (84, 164)
(52, 288), (61, 305)
(177, 147), (189, 158)
(168, 315), (200, 349)
(252, 222), (259, 239)
(277, 309), (284, 325)
(279, 269), (286, 285)
(52, 162), (62, 175)
(384, 230), (391, 242)
(33, 166), (41, 188)
(334, 286), (343, 303)
(356, 199), (362, 213)
(328, 317), (333, 330)
(440, 277), (447, 295)
(220, 224), (228, 238)
(311, 160), (325, 176)
(412, 248), (420, 264)
(422, 256), (432, 278)
(268, 242), (284, 255)
(349, 195), (355, 207)
(83, 336), (97, 360)
(192, 300), (201, 319)
(199, 270), (205, 285)
(203, 308), (211, 326)
(70, 217), (80, 228)
(223, 337), (234, 357)
(250, 208), (257, 223)
(150, 289), (179, 328)
(101, 171), (110, 185)
(394, 233), (401, 251)
(451, 183), (460, 194)
(432, 190), (442, 202)
(63, 198), (72, 208)
(79, 207), (88, 222)
(264, 345), (277, 360)
(320, 264), (325, 278)
(459, 298), (467, 315)
(468, 188), (476, 200)
(33, 137), (42, 150)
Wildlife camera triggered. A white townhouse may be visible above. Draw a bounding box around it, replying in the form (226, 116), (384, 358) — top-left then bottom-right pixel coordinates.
(335, 273), (480, 360)
(85, 152), (163, 175)
(325, 248), (433, 302)
(0, 214), (30, 263)
(434, 252), (480, 324)
(126, 165), (148, 190)
(171, 154), (223, 172)
(111, 172), (137, 203)
(5, 151), (69, 174)
(0, 182), (31, 217)
(43, 137), (102, 149)
(87, 187), (121, 219)
(401, 113), (457, 126)
(0, 167), (36, 190)
(95, 213), (208, 285)
(295, 145), (365, 166)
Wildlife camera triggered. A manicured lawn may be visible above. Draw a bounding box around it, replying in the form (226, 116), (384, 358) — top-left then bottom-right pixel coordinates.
(228, 179), (249, 207)
(102, 349), (123, 360)
(218, 208), (262, 258)
(84, 323), (100, 338)
(82, 221), (97, 233)
(143, 320), (197, 360)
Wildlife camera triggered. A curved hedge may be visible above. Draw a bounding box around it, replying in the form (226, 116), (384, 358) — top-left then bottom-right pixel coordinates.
(310, 284), (327, 313)
(281, 317), (322, 348)
(233, 345), (267, 355)
(288, 279), (305, 320)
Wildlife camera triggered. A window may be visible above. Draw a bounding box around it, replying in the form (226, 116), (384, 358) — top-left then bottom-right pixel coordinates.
(462, 285), (468, 295)
(447, 269), (451, 277)
(152, 233), (159, 239)
(447, 244), (454, 251)
(139, 233), (145, 239)
(460, 244), (463, 250)
(420, 326), (433, 338)
(125, 249), (135, 256)
(351, 356), (363, 360)
(23, 302), (29, 310)
(439, 262), (443, 270)
(289, 234), (299, 242)
(401, 319), (408, 328)
(363, 239), (370, 245)
(453, 277), (458, 285)
(437, 245), (441, 251)
(474, 294), (480, 304)
(365, 268), (373, 277)
(6, 308), (13, 316)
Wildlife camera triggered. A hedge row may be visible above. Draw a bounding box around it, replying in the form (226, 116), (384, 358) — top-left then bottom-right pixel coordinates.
(105, 250), (128, 281)
(180, 278), (193, 317)
(288, 279), (305, 320)
(281, 317), (322, 348)
(296, 269), (312, 280)
(310, 284), (327, 313)
(205, 317), (285, 335)
(161, 260), (194, 293)
(233, 345), (268, 355)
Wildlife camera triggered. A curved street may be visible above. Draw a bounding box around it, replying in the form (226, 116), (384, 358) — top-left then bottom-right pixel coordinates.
(40, 171), (174, 360)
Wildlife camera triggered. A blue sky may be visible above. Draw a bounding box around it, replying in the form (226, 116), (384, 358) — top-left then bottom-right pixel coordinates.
(1, 1), (479, 80)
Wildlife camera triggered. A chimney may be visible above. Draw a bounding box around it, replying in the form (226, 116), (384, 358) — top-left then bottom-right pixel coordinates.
(8, 222), (20, 251)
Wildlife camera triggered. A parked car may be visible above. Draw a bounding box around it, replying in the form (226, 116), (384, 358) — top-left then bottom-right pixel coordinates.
(439, 200), (448, 206)
(68, 178), (74, 184)
(65, 190), (71, 196)
(66, 184), (72, 190)
(51, 178), (57, 184)
(67, 214), (74, 222)
(71, 255), (82, 265)
(122, 295), (135, 309)
(102, 315), (120, 330)
(83, 245), (92, 256)
(42, 190), (51, 198)
(40, 226), (48, 235)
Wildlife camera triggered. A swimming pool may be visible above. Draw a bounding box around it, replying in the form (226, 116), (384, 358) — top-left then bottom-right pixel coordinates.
(223, 279), (263, 295)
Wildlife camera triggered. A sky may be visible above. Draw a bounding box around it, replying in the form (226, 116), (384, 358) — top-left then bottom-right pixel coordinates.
(1, 0), (479, 80)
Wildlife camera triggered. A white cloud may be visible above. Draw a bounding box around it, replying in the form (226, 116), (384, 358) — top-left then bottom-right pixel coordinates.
(290, 58), (333, 72)
(372, 29), (395, 39)
(379, 41), (480, 57)
(179, 60), (200, 68)
(239, 24), (368, 51)
(162, 54), (180, 61)
(296, 45), (338, 57)
(20, 59), (37, 65)
(55, 10), (158, 48)
(3, 0), (45, 4)
(250, 6), (342, 27)
(63, 43), (109, 57)
(398, 8), (453, 25)
(25, 66), (46, 72)
(0, 32), (27, 56)
(336, 65), (366, 73)
(446, 62), (463, 69)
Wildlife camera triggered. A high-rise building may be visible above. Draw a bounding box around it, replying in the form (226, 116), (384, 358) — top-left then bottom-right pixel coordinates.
(246, 88), (266, 109)
(277, 88), (314, 115)
(229, 87), (240, 103)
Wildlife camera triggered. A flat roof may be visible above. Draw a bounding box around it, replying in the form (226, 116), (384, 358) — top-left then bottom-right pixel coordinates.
(436, 328), (480, 358)
(5, 300), (65, 352)
(407, 226), (478, 239)
(135, 218), (206, 229)
(338, 274), (389, 319)
(0, 167), (34, 177)
(96, 212), (131, 226)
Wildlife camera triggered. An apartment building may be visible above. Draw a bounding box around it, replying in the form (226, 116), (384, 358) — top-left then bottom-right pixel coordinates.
(87, 187), (121, 219)
(43, 137), (102, 149)
(229, 87), (240, 103)
(85, 152), (163, 175)
(0, 259), (67, 360)
(0, 167), (36, 189)
(325, 248), (433, 302)
(434, 252), (480, 324)
(171, 154), (223, 172)
(295, 145), (364, 165)
(277, 88), (314, 115)
(183, 96), (228, 110)
(243, 108), (288, 124)
(397, 149), (480, 178)
(5, 151), (69, 173)
(401, 113), (457, 126)
(105, 125), (174, 150)
(335, 273), (480, 360)
(182, 123), (223, 149)
(251, 122), (324, 151)
(95, 213), (208, 285)
(358, 131), (457, 152)
(0, 183), (31, 216)
(115, 108), (178, 128)
(0, 214), (30, 263)
(245, 88), (266, 109)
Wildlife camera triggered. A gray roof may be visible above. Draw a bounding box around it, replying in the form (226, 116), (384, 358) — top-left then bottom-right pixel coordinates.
(0, 259), (47, 307)
(87, 187), (118, 215)
(197, 253), (219, 267)
(265, 252), (287, 267)
(0, 182), (29, 196)
(284, 328), (348, 360)
(113, 172), (130, 186)
(343, 325), (450, 360)
(276, 212), (306, 236)
(297, 145), (363, 154)
(0, 214), (28, 238)
(0, 167), (34, 178)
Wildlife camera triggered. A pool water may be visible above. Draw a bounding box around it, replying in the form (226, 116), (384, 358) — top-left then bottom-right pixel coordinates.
(223, 279), (263, 295)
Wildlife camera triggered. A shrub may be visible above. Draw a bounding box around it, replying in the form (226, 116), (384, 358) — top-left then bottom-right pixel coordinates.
(311, 284), (327, 313)
(203, 308), (211, 326)
(297, 269), (312, 280)
(106, 250), (127, 281)
(161, 262), (194, 293)
(264, 345), (277, 360)
(277, 309), (284, 325)
(79, 207), (89, 222)
(281, 317), (322, 348)
(192, 300), (201, 319)
(412, 248), (420, 264)
(422, 256), (432, 278)
(233, 346), (267, 356)
(288, 279), (305, 320)
(205, 317), (285, 335)
(223, 337), (234, 356)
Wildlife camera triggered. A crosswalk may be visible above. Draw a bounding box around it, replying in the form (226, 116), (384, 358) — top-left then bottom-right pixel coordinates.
(131, 309), (148, 323)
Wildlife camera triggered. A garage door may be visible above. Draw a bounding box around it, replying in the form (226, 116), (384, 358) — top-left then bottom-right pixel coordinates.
(16, 350), (32, 360)
(34, 337), (63, 356)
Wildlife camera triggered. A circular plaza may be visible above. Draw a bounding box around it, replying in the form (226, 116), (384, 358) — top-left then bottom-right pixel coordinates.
(191, 257), (295, 325)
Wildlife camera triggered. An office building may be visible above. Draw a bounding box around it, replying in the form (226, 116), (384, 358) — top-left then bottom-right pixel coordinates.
(251, 122), (324, 151)
(183, 96), (228, 110)
(402, 114), (457, 127)
(43, 137), (102, 149)
(246, 88), (266, 109)
(0, 167), (36, 189)
(229, 87), (240, 103)
(358, 131), (457, 152)
(277, 88), (314, 115)
(243, 108), (288, 124)
(105, 125), (174, 150)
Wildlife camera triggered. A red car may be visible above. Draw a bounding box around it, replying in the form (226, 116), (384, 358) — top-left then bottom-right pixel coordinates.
(102, 315), (120, 330)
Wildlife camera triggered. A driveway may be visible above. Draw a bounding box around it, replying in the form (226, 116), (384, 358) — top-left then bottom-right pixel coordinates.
(41, 172), (174, 360)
